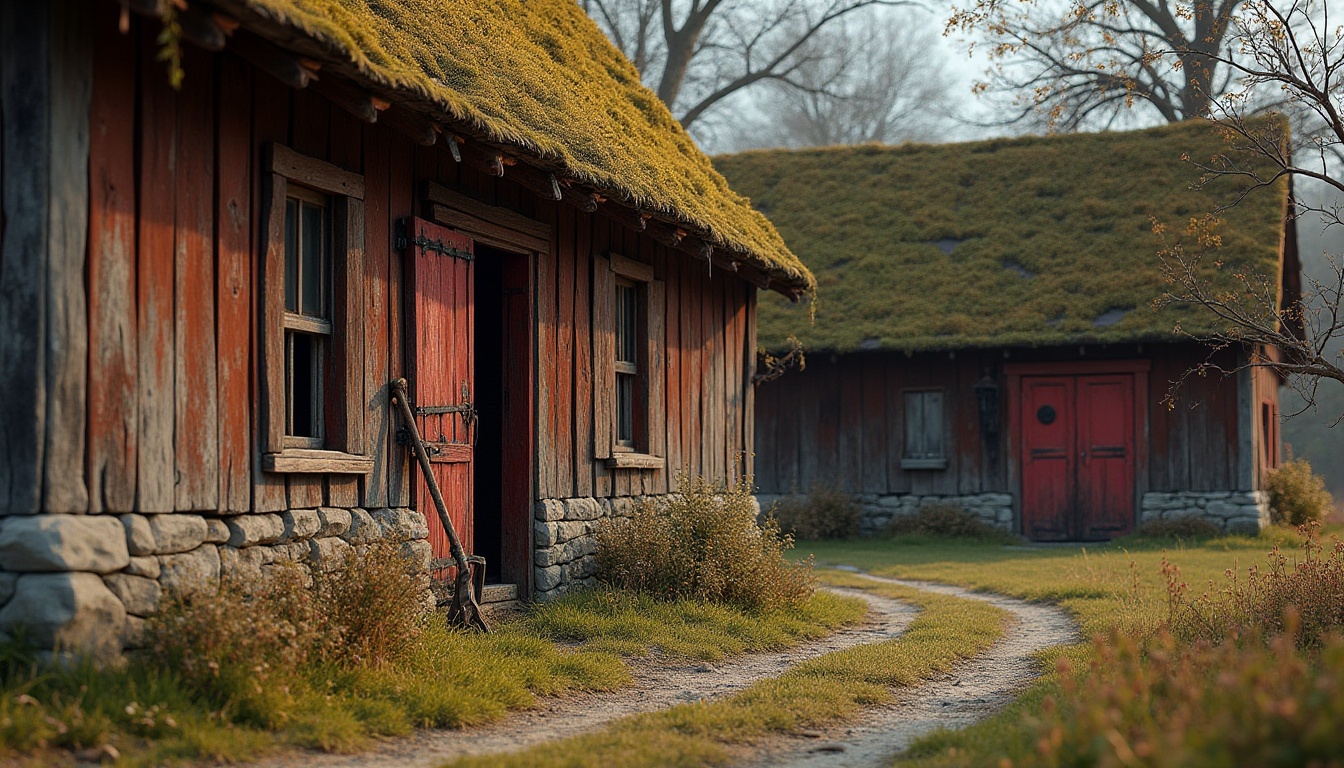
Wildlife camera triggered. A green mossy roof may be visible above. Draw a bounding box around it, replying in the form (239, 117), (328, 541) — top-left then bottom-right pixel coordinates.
(227, 0), (812, 289)
(715, 121), (1288, 352)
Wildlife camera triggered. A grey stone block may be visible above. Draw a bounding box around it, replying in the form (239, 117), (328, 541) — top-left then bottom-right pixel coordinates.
(535, 499), (565, 522)
(0, 515), (129, 573)
(316, 507), (352, 538)
(124, 556), (161, 579)
(400, 539), (433, 572)
(281, 509), (322, 543)
(535, 564), (563, 592)
(224, 514), (285, 548)
(0, 573), (126, 662)
(0, 572), (15, 604)
(102, 573), (161, 617)
(371, 508), (429, 541)
(342, 508), (382, 543)
(148, 515), (208, 554)
(534, 520), (559, 548)
(123, 615), (148, 650)
(308, 537), (354, 573)
(535, 547), (561, 568)
(204, 519), (230, 544)
(158, 545), (221, 594)
(120, 514), (156, 556)
(218, 545), (271, 582)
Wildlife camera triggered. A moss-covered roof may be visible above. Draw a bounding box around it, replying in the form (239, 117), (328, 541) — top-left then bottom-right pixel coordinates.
(715, 121), (1289, 352)
(214, 0), (812, 290)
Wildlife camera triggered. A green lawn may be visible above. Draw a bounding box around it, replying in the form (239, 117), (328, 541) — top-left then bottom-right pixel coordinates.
(795, 529), (1316, 766)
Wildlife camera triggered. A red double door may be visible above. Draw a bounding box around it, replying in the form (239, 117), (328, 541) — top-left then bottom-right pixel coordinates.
(406, 218), (475, 571)
(1020, 374), (1136, 541)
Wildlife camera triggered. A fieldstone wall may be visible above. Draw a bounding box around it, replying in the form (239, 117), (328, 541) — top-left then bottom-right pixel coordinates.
(533, 495), (663, 601)
(756, 492), (1015, 537)
(0, 507), (430, 662)
(1140, 491), (1270, 534)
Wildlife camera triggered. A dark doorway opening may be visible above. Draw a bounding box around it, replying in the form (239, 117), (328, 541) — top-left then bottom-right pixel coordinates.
(473, 243), (531, 586)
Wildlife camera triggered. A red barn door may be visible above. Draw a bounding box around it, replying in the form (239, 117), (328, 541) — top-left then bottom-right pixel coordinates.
(405, 218), (475, 572)
(1019, 373), (1136, 541)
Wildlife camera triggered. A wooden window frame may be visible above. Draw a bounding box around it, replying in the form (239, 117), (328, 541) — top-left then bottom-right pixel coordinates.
(900, 388), (947, 470)
(260, 144), (371, 474)
(595, 253), (666, 470)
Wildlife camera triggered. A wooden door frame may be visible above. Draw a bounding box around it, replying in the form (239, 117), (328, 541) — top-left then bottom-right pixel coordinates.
(1004, 359), (1150, 538)
(422, 181), (546, 597)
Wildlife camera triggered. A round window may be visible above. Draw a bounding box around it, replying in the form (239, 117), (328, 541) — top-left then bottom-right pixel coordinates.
(1037, 405), (1057, 425)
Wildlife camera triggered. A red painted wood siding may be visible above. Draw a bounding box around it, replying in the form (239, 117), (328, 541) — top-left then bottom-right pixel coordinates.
(78, 17), (758, 519)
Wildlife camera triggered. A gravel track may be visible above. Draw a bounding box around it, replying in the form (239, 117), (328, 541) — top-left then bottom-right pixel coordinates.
(740, 572), (1079, 768)
(246, 586), (918, 768)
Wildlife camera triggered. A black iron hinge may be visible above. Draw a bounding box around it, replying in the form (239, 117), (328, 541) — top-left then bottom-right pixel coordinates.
(396, 218), (474, 261)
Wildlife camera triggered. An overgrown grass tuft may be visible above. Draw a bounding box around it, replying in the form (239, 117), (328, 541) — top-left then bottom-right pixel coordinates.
(597, 474), (816, 610)
(447, 572), (1011, 768)
(770, 485), (862, 541)
(885, 505), (1017, 542)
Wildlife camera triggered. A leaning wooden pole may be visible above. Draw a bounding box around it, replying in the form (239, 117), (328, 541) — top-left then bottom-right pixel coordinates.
(390, 377), (488, 632)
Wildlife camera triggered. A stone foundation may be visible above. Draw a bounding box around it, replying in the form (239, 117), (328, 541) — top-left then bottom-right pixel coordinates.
(533, 495), (666, 600)
(0, 507), (430, 662)
(1140, 490), (1270, 534)
(756, 492), (1015, 536)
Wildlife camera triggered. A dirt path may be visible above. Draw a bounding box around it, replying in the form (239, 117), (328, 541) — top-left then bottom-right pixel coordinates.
(248, 587), (919, 768)
(741, 571), (1080, 768)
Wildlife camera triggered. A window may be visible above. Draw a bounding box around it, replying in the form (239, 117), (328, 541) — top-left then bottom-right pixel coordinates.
(1261, 401), (1279, 470)
(901, 390), (946, 470)
(595, 253), (666, 470)
(614, 279), (639, 448)
(260, 144), (371, 474)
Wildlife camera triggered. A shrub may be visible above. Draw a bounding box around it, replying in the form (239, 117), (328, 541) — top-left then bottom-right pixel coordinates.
(1266, 458), (1334, 527)
(1132, 517), (1222, 540)
(312, 540), (427, 667)
(595, 475), (816, 611)
(1165, 530), (1344, 650)
(885, 504), (1009, 540)
(1028, 627), (1344, 768)
(770, 484), (861, 540)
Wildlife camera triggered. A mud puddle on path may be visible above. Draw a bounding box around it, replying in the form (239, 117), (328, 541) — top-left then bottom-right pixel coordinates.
(741, 572), (1079, 768)
(247, 587), (918, 768)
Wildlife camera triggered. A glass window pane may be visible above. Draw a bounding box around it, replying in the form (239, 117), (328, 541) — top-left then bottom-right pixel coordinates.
(300, 202), (326, 318)
(616, 283), (637, 364)
(284, 199), (298, 313)
(617, 373), (634, 445)
(289, 332), (323, 440)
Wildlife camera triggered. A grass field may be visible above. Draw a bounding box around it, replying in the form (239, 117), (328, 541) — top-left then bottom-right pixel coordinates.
(796, 528), (1327, 767)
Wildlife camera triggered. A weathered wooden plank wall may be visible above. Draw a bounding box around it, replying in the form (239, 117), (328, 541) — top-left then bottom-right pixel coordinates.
(71, 18), (758, 518)
(754, 344), (1249, 498)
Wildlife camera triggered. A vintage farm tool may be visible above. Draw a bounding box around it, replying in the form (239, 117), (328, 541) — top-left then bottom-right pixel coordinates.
(390, 377), (489, 632)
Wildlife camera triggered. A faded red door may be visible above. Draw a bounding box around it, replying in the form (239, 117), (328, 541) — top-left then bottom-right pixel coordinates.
(1076, 375), (1135, 539)
(1019, 374), (1136, 540)
(405, 218), (475, 572)
(1021, 377), (1076, 541)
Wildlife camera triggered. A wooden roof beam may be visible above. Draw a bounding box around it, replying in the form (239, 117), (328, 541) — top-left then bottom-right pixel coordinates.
(179, 6), (230, 50)
(378, 106), (437, 146)
(507, 162), (563, 201)
(601, 201), (650, 232)
(459, 139), (504, 176)
(562, 185), (601, 213)
(229, 30), (315, 89)
(309, 75), (381, 124)
(648, 219), (686, 248)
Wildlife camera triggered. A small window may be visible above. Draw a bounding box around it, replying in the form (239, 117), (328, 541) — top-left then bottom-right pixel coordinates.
(283, 188), (332, 447)
(595, 253), (666, 470)
(901, 390), (947, 470)
(614, 279), (639, 448)
(1261, 401), (1279, 470)
(260, 144), (372, 475)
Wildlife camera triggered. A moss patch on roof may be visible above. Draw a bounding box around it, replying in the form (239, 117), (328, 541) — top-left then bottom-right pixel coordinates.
(715, 121), (1288, 352)
(227, 0), (811, 289)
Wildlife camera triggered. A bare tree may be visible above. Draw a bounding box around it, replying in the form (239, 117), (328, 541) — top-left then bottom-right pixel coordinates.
(1152, 1), (1344, 409)
(581, 0), (908, 130)
(734, 11), (956, 148)
(948, 0), (1246, 130)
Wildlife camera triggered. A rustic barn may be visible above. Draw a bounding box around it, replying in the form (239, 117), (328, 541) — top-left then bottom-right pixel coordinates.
(0, 0), (813, 659)
(717, 123), (1297, 541)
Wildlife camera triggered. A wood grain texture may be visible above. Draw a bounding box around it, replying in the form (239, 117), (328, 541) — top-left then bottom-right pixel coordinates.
(591, 254), (615, 464)
(360, 125), (392, 507)
(215, 52), (253, 513)
(385, 135), (413, 507)
(87, 9), (138, 513)
(174, 44), (220, 511)
(573, 209), (594, 498)
(0, 1), (49, 514)
(554, 209), (575, 498)
(135, 26), (178, 513)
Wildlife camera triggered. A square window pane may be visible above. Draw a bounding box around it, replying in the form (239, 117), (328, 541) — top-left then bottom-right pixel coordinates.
(616, 373), (634, 445)
(287, 331), (323, 440)
(300, 202), (326, 318)
(284, 199), (298, 313)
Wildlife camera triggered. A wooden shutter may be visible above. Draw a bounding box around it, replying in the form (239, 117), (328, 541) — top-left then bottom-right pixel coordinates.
(904, 391), (944, 459)
(593, 254), (615, 459)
